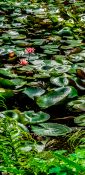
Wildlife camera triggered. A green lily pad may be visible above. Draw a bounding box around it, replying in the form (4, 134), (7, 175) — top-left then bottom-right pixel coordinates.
(67, 39), (82, 47)
(31, 123), (72, 136)
(41, 44), (59, 54)
(34, 72), (50, 79)
(52, 65), (71, 74)
(0, 77), (26, 89)
(68, 86), (78, 99)
(1, 109), (20, 120)
(0, 78), (15, 88)
(15, 16), (28, 24)
(58, 27), (72, 36)
(0, 68), (16, 78)
(6, 30), (19, 36)
(74, 114), (85, 126)
(11, 78), (27, 89)
(0, 39), (3, 46)
(12, 40), (30, 47)
(31, 39), (46, 45)
(0, 88), (14, 99)
(11, 34), (26, 40)
(67, 96), (85, 112)
(41, 44), (59, 50)
(23, 86), (45, 100)
(37, 87), (72, 109)
(50, 76), (69, 87)
(22, 111), (50, 124)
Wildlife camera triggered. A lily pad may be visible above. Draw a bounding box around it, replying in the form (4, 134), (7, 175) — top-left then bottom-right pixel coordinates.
(23, 86), (45, 100)
(74, 114), (85, 126)
(12, 40), (30, 47)
(0, 78), (15, 88)
(31, 123), (72, 136)
(31, 39), (46, 45)
(50, 76), (69, 87)
(67, 86), (78, 99)
(11, 78), (27, 89)
(37, 87), (72, 109)
(0, 88), (14, 99)
(67, 96), (85, 112)
(1, 110), (20, 120)
(58, 27), (72, 36)
(11, 34), (26, 40)
(22, 111), (50, 124)
(0, 68), (16, 78)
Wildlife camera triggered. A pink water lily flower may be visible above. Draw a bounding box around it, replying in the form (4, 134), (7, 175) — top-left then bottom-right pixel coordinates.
(25, 47), (35, 53)
(19, 59), (28, 65)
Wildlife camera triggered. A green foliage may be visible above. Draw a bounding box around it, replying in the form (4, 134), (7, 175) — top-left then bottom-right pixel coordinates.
(37, 87), (74, 109)
(68, 129), (85, 150)
(0, 0), (85, 174)
(31, 122), (72, 136)
(0, 117), (85, 175)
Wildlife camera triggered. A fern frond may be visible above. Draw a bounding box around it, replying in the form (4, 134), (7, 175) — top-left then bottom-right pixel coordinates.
(0, 117), (36, 174)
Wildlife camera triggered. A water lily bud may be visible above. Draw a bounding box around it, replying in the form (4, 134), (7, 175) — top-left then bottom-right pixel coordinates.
(19, 59), (28, 65)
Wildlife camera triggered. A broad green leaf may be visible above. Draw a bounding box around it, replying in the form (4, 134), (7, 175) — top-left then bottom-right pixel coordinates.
(0, 88), (14, 98)
(74, 114), (85, 126)
(23, 87), (45, 99)
(1, 110), (20, 120)
(68, 86), (78, 99)
(37, 87), (72, 109)
(31, 39), (46, 45)
(22, 111), (50, 124)
(50, 76), (69, 87)
(58, 27), (72, 36)
(0, 78), (15, 88)
(0, 68), (16, 78)
(11, 78), (27, 89)
(67, 96), (85, 112)
(32, 123), (72, 136)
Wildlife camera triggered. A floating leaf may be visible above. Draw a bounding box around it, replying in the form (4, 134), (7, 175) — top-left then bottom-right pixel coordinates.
(12, 40), (30, 47)
(67, 96), (85, 112)
(68, 86), (78, 99)
(31, 39), (46, 45)
(1, 110), (20, 121)
(31, 123), (72, 136)
(0, 78), (15, 88)
(41, 44), (59, 54)
(0, 88), (14, 99)
(74, 114), (85, 126)
(50, 76), (69, 87)
(11, 78), (27, 89)
(23, 87), (45, 100)
(0, 68), (16, 78)
(58, 27), (72, 36)
(22, 111), (50, 124)
(37, 87), (72, 109)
